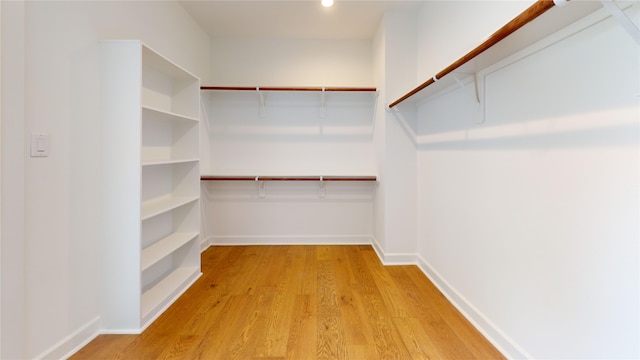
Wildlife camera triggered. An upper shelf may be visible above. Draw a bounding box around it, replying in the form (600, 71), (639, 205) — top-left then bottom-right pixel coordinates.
(201, 175), (377, 182)
(201, 86), (377, 92)
(201, 86), (378, 118)
(389, 0), (602, 108)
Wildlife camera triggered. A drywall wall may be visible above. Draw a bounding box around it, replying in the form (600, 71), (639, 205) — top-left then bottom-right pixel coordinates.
(203, 37), (377, 246)
(415, 3), (639, 359)
(1, 2), (26, 359)
(203, 91), (376, 176)
(372, 13), (387, 256)
(3, 1), (210, 358)
(202, 180), (376, 245)
(415, 0), (533, 82)
(379, 8), (418, 262)
(201, 89), (377, 245)
(369, 6), (419, 262)
(211, 38), (373, 87)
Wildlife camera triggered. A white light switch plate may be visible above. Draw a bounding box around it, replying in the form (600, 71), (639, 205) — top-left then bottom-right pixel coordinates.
(31, 132), (49, 157)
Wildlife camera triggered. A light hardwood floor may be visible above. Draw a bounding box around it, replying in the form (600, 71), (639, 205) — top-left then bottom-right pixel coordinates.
(71, 245), (505, 359)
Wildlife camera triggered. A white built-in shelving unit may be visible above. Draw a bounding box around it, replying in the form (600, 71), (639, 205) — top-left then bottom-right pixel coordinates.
(100, 40), (201, 332)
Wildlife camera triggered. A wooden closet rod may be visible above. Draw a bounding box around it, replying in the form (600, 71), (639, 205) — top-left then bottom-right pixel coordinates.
(201, 86), (377, 92)
(388, 0), (556, 108)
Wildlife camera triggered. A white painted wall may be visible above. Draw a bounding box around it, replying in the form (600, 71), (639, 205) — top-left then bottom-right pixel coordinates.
(3, 1), (210, 358)
(201, 89), (376, 244)
(372, 17), (387, 256)
(3, 1), (637, 359)
(415, 2), (639, 359)
(0, 1), (2, 354)
(204, 91), (375, 176)
(1, 2), (26, 359)
(415, 0), (533, 84)
(211, 38), (373, 87)
(203, 36), (377, 246)
(379, 8), (418, 263)
(202, 180), (376, 245)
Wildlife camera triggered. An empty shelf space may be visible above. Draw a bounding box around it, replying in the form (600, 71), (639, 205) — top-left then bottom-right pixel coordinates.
(141, 266), (201, 321)
(141, 196), (199, 221)
(141, 232), (199, 272)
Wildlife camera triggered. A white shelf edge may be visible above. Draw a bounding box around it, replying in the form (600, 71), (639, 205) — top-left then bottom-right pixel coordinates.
(140, 266), (200, 323)
(199, 173), (378, 176)
(142, 105), (199, 123)
(199, 173), (378, 179)
(141, 196), (199, 221)
(141, 158), (199, 167)
(141, 232), (199, 272)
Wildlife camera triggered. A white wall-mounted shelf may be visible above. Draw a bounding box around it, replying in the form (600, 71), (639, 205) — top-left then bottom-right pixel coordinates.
(202, 86), (377, 118)
(201, 86), (377, 93)
(389, 0), (602, 108)
(101, 40), (201, 332)
(201, 175), (378, 198)
(201, 175), (377, 182)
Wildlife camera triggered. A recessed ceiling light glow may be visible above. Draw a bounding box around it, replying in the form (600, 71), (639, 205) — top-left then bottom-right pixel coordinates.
(321, 0), (333, 7)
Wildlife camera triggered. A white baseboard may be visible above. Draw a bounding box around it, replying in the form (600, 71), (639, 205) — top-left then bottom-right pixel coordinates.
(200, 237), (210, 252)
(415, 254), (530, 360)
(370, 237), (385, 262)
(34, 316), (100, 360)
(207, 235), (372, 246)
(370, 237), (416, 265)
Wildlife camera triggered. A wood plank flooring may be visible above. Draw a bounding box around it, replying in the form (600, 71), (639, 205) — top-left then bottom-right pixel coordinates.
(71, 245), (505, 359)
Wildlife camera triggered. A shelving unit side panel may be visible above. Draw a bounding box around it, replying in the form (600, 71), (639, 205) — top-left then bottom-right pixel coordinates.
(100, 40), (144, 330)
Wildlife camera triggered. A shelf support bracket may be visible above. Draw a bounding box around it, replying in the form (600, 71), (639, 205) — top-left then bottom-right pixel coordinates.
(319, 176), (326, 198)
(452, 72), (486, 124)
(452, 74), (480, 105)
(257, 87), (266, 118)
(320, 87), (327, 118)
(257, 177), (266, 198)
(601, 0), (640, 45)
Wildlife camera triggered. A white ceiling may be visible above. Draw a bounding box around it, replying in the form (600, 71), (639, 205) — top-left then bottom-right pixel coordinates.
(179, 0), (422, 40)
